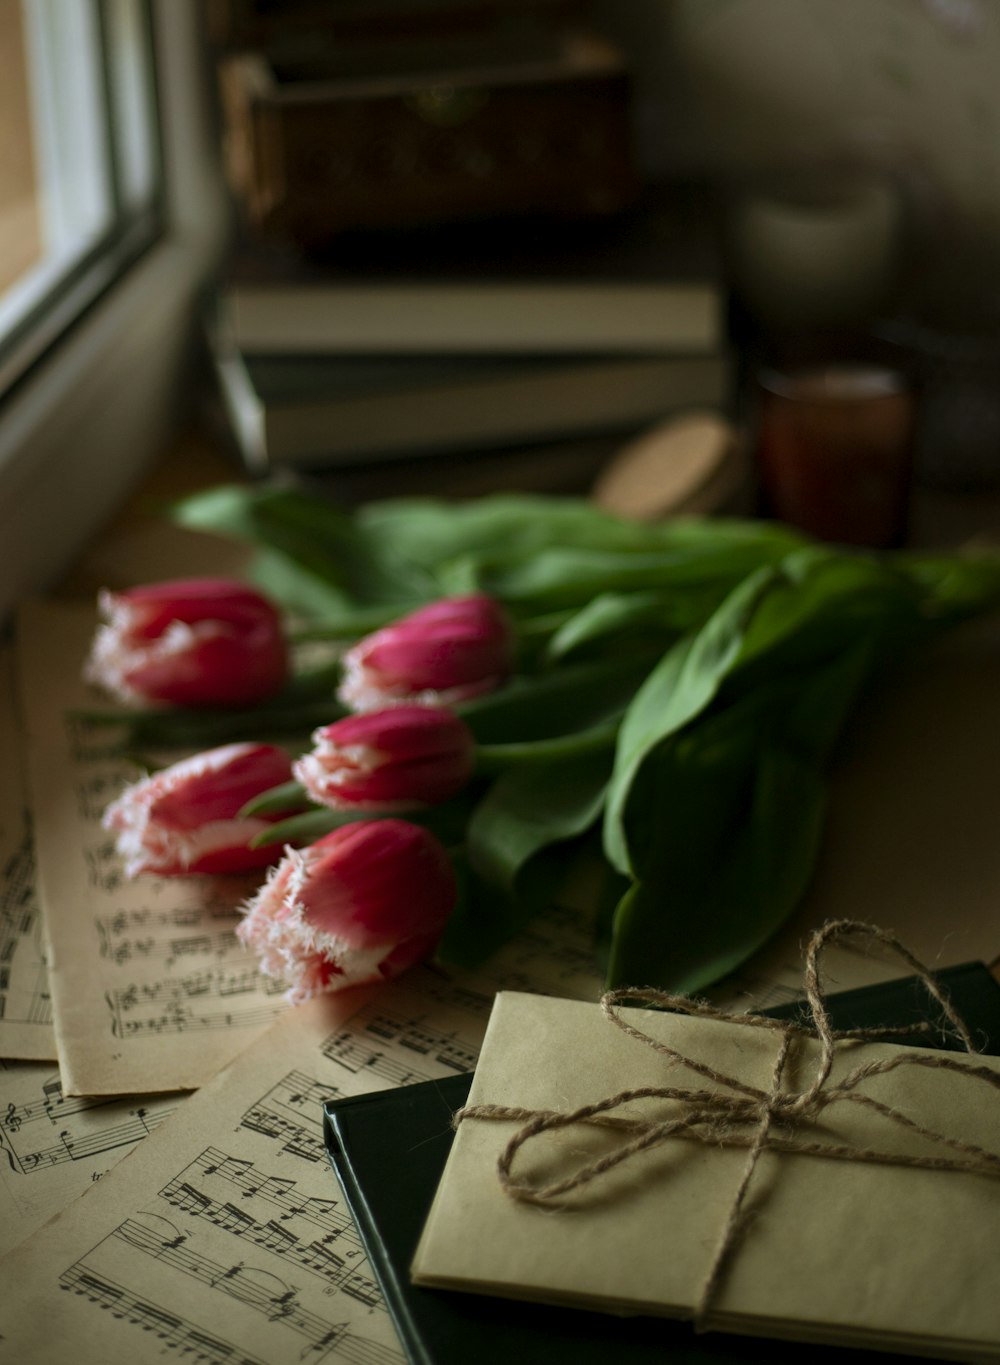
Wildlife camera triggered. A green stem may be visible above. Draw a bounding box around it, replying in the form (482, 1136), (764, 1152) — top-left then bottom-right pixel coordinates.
(475, 719), (619, 772)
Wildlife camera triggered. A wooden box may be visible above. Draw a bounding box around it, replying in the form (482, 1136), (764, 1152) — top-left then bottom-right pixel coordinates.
(217, 27), (638, 247)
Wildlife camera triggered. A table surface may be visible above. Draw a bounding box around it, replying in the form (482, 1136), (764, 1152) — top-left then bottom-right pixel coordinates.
(5, 417), (998, 1364)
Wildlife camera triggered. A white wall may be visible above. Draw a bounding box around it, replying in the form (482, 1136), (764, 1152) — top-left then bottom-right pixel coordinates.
(598, 0), (1000, 317)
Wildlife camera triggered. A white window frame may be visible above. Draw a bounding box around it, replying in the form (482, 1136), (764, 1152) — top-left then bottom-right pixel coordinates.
(0, 0), (230, 622)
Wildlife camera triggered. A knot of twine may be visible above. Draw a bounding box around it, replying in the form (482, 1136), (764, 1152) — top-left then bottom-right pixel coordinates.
(455, 919), (1000, 1328)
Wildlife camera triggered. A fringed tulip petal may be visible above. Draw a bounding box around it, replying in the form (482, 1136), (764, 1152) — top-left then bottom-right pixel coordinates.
(237, 820), (456, 1002)
(293, 704), (475, 811)
(85, 578), (289, 707)
(103, 742), (296, 876)
(338, 594), (512, 711)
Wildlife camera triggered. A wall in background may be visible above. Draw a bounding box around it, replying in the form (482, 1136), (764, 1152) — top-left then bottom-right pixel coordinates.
(597, 0), (1000, 320)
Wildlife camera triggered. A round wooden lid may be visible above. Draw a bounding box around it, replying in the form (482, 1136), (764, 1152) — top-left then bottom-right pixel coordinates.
(591, 411), (748, 520)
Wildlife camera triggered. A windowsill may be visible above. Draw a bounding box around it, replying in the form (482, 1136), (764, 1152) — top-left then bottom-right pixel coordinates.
(54, 418), (252, 603)
(0, 234), (216, 623)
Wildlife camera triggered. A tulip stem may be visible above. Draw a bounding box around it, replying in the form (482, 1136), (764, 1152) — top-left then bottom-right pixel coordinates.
(239, 780), (310, 818)
(287, 606), (419, 642)
(475, 720), (619, 772)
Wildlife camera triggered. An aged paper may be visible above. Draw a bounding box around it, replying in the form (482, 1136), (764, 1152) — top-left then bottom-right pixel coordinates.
(0, 1058), (184, 1258)
(15, 602), (292, 1095)
(0, 901), (603, 1365)
(0, 646), (55, 1061)
(1, 639), (185, 1256)
(413, 991), (1000, 1360)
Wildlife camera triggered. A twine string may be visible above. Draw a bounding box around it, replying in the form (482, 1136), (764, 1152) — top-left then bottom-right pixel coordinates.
(454, 919), (1000, 1326)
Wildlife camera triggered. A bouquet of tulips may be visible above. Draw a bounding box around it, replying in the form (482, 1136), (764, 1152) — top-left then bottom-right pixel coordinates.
(83, 484), (1000, 1003)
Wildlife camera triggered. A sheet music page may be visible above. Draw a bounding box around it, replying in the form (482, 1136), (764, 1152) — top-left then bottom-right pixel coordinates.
(0, 647), (55, 1062)
(0, 1058), (185, 1258)
(0, 899), (603, 1365)
(15, 602), (291, 1096)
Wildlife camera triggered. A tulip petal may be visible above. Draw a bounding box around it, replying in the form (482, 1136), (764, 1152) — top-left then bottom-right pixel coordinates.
(293, 704), (475, 811)
(237, 820), (456, 1002)
(85, 578), (289, 707)
(337, 595), (512, 712)
(103, 742), (296, 876)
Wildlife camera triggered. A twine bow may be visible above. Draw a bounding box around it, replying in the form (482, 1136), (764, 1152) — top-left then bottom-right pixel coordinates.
(455, 920), (1000, 1326)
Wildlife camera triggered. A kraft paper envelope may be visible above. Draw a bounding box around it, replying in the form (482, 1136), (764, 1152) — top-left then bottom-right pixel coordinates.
(411, 991), (1000, 1362)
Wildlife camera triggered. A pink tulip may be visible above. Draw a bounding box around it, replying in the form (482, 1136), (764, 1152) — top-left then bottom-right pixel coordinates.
(237, 819), (456, 1001)
(293, 705), (475, 811)
(103, 742), (296, 876)
(85, 578), (289, 707)
(338, 594), (512, 712)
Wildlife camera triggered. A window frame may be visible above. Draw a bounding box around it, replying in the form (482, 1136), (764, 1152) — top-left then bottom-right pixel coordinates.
(0, 0), (230, 623)
(0, 0), (165, 398)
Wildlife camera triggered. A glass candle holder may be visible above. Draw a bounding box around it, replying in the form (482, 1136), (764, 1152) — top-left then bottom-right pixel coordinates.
(753, 364), (916, 548)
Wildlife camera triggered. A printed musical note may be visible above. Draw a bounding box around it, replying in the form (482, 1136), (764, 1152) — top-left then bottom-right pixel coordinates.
(321, 1004), (477, 1085)
(0, 644), (55, 1059)
(1, 1074), (178, 1176)
(238, 1073), (333, 1165)
(73, 1214), (398, 1362)
(100, 964), (288, 1044)
(0, 1061), (185, 1256)
(59, 1264), (270, 1364)
(160, 1147), (371, 1292)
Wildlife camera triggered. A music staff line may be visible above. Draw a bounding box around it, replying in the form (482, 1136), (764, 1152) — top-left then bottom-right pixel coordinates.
(0, 822), (52, 1028)
(159, 1163), (382, 1308)
(108, 966), (285, 1011)
(97, 923), (241, 969)
(69, 1212), (402, 1365)
(104, 967), (288, 1041)
(173, 1147), (346, 1237)
(95, 905), (243, 935)
(2, 1086), (177, 1176)
(320, 1007), (477, 1088)
(59, 1264), (270, 1365)
(239, 1071), (335, 1165)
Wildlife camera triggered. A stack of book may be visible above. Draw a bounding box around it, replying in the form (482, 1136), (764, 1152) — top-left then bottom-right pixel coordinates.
(208, 187), (732, 484)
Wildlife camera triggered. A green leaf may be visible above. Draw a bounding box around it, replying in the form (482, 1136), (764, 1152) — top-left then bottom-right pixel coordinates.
(604, 632), (882, 993)
(474, 547), (758, 611)
(456, 656), (654, 746)
(439, 750), (610, 968)
(70, 698), (343, 752)
(466, 749), (611, 891)
(895, 550), (1000, 624)
(170, 484), (430, 618)
(603, 566), (778, 874)
(545, 591), (669, 662)
(357, 494), (655, 568)
(169, 485), (808, 624)
(438, 847), (567, 968)
(724, 547), (916, 688)
(606, 739), (829, 993)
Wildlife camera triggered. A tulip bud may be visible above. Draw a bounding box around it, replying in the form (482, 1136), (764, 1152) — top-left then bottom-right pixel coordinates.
(103, 742), (296, 877)
(338, 594), (512, 712)
(237, 819), (456, 1001)
(293, 705), (475, 812)
(85, 577), (289, 707)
